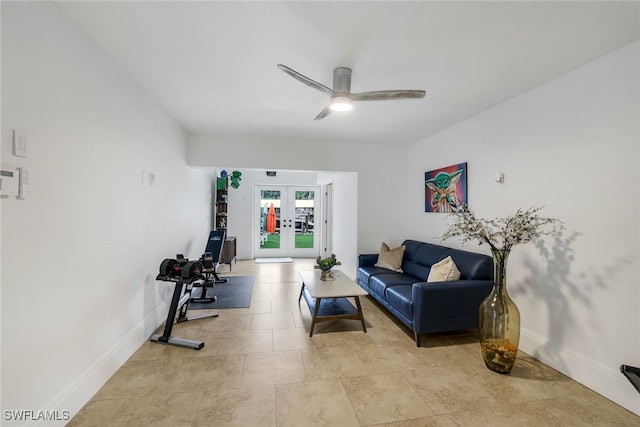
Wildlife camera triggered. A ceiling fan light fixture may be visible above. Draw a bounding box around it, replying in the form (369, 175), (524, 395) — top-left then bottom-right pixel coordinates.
(329, 96), (353, 112)
(278, 64), (425, 120)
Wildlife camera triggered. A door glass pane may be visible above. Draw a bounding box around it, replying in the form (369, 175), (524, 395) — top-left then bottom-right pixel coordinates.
(260, 190), (281, 250)
(294, 191), (314, 249)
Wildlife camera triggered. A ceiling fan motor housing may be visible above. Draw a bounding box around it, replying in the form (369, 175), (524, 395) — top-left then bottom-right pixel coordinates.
(333, 67), (352, 94)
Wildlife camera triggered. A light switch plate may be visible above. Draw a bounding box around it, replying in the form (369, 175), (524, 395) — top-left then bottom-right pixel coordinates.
(13, 130), (27, 158)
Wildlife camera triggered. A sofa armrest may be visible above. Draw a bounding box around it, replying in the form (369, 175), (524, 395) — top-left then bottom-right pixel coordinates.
(358, 254), (379, 267)
(411, 280), (494, 334)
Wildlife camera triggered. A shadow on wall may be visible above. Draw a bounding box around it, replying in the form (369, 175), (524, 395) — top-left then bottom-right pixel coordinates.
(143, 272), (163, 338)
(183, 239), (195, 258)
(514, 226), (635, 373)
(512, 227), (589, 373)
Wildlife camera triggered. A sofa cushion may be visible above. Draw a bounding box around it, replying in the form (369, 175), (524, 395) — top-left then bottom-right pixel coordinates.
(357, 265), (393, 287)
(385, 285), (413, 320)
(401, 240), (448, 281)
(369, 273), (416, 296)
(441, 248), (493, 280)
(427, 256), (461, 282)
(374, 242), (406, 272)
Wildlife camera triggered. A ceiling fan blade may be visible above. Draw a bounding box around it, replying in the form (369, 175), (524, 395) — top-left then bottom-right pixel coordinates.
(351, 90), (426, 101)
(314, 105), (332, 120)
(277, 64), (333, 97)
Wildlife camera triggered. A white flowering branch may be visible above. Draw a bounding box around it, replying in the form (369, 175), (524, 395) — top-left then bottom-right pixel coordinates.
(441, 204), (559, 252)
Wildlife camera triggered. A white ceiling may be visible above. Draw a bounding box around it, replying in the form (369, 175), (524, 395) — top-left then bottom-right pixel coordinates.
(53, 1), (639, 146)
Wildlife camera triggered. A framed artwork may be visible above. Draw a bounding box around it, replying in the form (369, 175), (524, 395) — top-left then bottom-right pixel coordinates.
(425, 162), (467, 213)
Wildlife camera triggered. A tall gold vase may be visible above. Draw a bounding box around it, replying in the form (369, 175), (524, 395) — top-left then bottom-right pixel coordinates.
(479, 249), (521, 374)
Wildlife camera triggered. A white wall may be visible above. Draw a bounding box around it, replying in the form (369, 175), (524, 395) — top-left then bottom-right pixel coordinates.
(407, 42), (640, 415)
(1, 2), (214, 424)
(325, 172), (359, 279)
(188, 134), (409, 275)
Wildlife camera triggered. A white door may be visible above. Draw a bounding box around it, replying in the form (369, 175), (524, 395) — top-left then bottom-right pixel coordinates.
(254, 185), (320, 258)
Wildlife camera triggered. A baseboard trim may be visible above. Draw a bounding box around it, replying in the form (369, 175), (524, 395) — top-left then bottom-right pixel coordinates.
(520, 328), (640, 416)
(30, 303), (168, 426)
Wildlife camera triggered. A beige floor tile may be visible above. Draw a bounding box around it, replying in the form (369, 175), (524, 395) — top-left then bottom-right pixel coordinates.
(273, 328), (327, 351)
(460, 353), (588, 404)
(252, 288), (275, 301)
(69, 259), (639, 426)
(93, 354), (243, 399)
(271, 298), (305, 313)
(342, 371), (435, 425)
(67, 398), (126, 427)
(107, 392), (202, 426)
(356, 342), (428, 373)
(192, 385), (276, 427)
(172, 354), (245, 392)
(378, 400), (519, 427)
(195, 310), (252, 333)
(512, 391), (640, 426)
(92, 359), (176, 399)
(128, 340), (175, 361)
(275, 380), (360, 427)
(403, 367), (493, 415)
(291, 305), (313, 329)
(241, 350), (306, 387)
(301, 345), (368, 381)
(250, 312), (296, 330)
(250, 299), (272, 313)
(216, 329), (273, 355)
(309, 327), (370, 346)
(413, 335), (483, 369)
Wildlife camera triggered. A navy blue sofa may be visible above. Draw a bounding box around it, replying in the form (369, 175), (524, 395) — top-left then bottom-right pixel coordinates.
(357, 240), (494, 346)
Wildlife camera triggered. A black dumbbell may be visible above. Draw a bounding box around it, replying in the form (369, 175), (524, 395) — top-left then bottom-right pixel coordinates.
(201, 252), (214, 269)
(159, 258), (181, 278)
(181, 260), (204, 279)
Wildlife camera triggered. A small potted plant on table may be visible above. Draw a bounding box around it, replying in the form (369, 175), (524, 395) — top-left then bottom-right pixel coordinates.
(314, 254), (342, 281)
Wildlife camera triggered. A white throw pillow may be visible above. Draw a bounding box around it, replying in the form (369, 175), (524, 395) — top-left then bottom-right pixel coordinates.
(427, 256), (461, 282)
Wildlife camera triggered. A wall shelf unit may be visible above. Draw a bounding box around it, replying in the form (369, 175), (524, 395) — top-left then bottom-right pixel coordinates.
(215, 177), (236, 269)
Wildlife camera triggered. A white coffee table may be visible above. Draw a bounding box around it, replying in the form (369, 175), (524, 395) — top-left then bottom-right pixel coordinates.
(298, 270), (369, 337)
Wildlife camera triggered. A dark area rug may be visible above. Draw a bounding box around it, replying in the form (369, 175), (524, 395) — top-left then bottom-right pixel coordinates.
(188, 276), (254, 309)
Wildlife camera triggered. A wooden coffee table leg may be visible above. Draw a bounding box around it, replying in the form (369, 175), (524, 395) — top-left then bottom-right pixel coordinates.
(355, 296), (366, 333)
(310, 297), (322, 337)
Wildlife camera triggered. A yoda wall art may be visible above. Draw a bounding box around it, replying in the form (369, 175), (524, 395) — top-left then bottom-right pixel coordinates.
(425, 162), (468, 213)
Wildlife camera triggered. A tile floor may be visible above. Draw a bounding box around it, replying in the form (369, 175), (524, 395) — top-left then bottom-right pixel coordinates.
(69, 259), (639, 426)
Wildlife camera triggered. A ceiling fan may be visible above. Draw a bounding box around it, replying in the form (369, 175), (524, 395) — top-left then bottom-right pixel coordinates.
(277, 64), (426, 120)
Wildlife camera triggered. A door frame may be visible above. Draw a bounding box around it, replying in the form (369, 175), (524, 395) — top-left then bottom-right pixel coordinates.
(254, 184), (321, 258)
(322, 183), (333, 258)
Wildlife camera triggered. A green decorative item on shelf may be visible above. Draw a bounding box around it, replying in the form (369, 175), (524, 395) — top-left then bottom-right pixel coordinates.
(216, 177), (227, 190)
(314, 254), (342, 281)
(441, 203), (560, 374)
(229, 170), (242, 189)
(218, 170), (242, 189)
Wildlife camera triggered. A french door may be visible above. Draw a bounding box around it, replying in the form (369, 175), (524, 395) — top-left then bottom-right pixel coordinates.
(254, 185), (320, 258)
